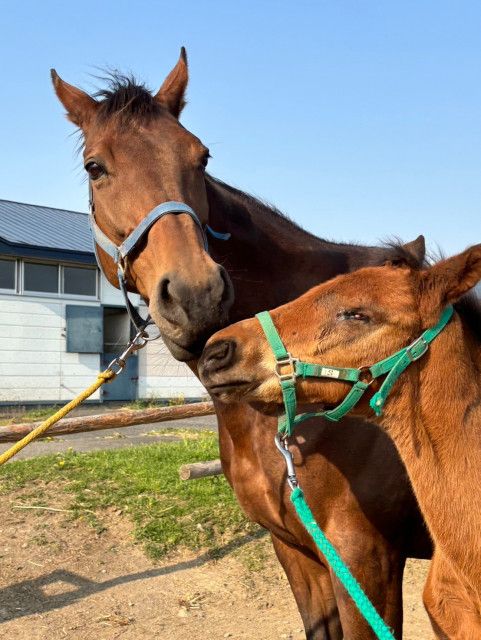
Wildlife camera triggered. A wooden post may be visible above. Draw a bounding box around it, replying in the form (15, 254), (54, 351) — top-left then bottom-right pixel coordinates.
(178, 459), (223, 480)
(0, 402), (216, 443)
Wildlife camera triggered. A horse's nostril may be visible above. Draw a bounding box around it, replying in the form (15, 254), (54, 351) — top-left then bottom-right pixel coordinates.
(211, 342), (229, 361)
(152, 268), (234, 347)
(160, 278), (172, 304)
(219, 266), (234, 307)
(202, 339), (236, 374)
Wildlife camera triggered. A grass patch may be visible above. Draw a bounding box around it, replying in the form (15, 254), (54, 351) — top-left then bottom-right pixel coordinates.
(0, 431), (260, 559)
(125, 395), (196, 410)
(125, 398), (167, 410)
(0, 405), (63, 426)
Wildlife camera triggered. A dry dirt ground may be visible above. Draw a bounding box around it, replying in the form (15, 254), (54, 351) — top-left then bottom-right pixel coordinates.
(0, 492), (431, 640)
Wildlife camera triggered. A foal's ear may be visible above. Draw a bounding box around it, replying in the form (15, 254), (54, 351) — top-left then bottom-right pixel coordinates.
(154, 47), (188, 118)
(50, 70), (97, 128)
(420, 244), (481, 323)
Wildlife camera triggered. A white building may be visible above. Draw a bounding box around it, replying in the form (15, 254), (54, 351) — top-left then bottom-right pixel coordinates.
(0, 199), (205, 404)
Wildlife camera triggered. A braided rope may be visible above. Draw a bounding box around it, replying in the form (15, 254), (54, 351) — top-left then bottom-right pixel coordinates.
(291, 487), (396, 640)
(0, 370), (115, 466)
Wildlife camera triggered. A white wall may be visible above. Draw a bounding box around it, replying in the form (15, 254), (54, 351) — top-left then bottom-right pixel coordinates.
(0, 274), (206, 404)
(137, 336), (206, 400)
(136, 302), (206, 400)
(99, 272), (139, 307)
(0, 295), (101, 403)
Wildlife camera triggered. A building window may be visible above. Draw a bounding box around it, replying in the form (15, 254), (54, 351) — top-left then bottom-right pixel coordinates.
(0, 259), (16, 291)
(0, 259), (99, 298)
(63, 266), (97, 297)
(24, 262), (59, 294)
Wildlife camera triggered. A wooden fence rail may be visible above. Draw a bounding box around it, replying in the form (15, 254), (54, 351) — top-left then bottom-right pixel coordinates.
(0, 402), (216, 443)
(179, 460), (223, 480)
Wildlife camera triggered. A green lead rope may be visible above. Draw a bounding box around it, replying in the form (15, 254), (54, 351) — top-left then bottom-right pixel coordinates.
(256, 305), (455, 640)
(291, 487), (395, 640)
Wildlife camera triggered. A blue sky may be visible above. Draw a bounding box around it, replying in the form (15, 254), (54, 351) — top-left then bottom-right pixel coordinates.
(1, 1), (480, 254)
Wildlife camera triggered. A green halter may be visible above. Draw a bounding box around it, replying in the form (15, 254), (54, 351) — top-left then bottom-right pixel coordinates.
(256, 305), (454, 437)
(255, 304), (454, 640)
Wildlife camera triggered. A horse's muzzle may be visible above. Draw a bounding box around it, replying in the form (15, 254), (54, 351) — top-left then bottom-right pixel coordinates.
(149, 265), (234, 360)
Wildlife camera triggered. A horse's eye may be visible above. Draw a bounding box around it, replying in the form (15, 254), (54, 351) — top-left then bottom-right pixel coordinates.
(338, 310), (370, 322)
(85, 161), (106, 181)
(201, 151), (211, 169)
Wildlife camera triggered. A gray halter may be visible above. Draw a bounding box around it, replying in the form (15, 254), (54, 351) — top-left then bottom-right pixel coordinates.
(88, 183), (230, 337)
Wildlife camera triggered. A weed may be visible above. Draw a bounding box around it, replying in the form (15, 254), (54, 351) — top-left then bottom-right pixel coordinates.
(0, 432), (260, 559)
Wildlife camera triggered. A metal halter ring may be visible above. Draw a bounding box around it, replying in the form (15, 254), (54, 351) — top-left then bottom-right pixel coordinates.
(358, 366), (375, 385)
(275, 354), (298, 382)
(107, 331), (148, 375)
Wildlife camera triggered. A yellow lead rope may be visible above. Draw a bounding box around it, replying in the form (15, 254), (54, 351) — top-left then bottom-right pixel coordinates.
(0, 330), (149, 466)
(0, 369), (116, 466)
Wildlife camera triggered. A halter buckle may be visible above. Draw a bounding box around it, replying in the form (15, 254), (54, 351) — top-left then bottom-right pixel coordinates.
(405, 336), (429, 362)
(275, 354), (298, 382)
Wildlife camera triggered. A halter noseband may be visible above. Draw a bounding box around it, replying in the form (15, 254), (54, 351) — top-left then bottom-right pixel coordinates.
(256, 305), (454, 436)
(88, 182), (230, 336)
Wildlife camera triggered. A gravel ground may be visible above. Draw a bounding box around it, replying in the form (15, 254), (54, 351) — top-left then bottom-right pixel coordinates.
(0, 494), (431, 640)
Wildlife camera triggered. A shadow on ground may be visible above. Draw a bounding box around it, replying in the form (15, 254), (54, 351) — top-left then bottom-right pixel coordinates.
(0, 530), (266, 624)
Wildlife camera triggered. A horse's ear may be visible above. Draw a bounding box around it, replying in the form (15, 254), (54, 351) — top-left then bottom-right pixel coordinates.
(385, 235), (426, 269)
(402, 235), (426, 265)
(154, 47), (188, 118)
(420, 244), (481, 323)
(50, 69), (97, 128)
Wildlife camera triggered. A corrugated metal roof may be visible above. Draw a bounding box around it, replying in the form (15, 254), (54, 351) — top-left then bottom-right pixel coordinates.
(0, 199), (94, 254)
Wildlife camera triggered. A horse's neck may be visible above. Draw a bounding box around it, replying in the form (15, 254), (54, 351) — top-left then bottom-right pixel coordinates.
(205, 177), (383, 321)
(380, 316), (481, 590)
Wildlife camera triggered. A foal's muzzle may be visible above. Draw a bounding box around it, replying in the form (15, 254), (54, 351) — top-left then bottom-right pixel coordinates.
(199, 339), (237, 375)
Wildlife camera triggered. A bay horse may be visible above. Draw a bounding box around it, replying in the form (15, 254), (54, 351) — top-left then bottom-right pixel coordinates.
(199, 246), (481, 639)
(52, 49), (430, 638)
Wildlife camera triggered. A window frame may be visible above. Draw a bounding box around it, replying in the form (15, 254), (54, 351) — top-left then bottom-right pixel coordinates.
(22, 260), (61, 297)
(0, 257), (18, 294)
(61, 263), (99, 299)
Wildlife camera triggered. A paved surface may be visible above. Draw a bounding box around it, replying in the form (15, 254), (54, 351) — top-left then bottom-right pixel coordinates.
(0, 414), (218, 461)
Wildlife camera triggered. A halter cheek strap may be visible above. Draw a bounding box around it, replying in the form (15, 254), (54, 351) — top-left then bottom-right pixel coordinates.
(88, 182), (230, 336)
(256, 305), (454, 436)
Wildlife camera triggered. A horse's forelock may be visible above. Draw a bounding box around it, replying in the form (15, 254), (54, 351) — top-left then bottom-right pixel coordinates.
(93, 72), (163, 123)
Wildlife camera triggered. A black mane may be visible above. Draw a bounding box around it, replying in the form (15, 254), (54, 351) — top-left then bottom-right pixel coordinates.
(94, 73), (162, 122)
(456, 293), (481, 345)
(206, 176), (425, 270)
(206, 175), (315, 238)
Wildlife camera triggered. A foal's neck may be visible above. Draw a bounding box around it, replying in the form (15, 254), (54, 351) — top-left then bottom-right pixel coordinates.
(380, 315), (481, 590)
(205, 176), (401, 321)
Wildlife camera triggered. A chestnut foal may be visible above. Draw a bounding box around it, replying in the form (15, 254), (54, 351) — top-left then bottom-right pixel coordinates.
(200, 245), (481, 639)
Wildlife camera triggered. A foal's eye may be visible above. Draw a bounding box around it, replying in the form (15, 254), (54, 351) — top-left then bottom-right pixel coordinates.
(338, 310), (370, 323)
(84, 161), (106, 181)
